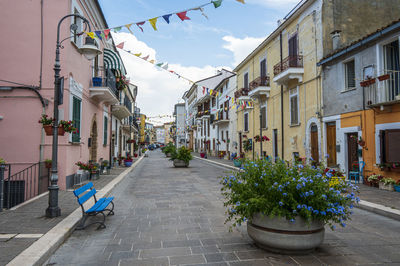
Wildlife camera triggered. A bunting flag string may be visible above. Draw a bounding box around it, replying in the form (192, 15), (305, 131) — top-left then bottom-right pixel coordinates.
(88, 0), (245, 36)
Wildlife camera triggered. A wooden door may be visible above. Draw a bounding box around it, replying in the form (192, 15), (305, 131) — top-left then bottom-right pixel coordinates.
(310, 125), (319, 163)
(326, 123), (337, 166)
(347, 133), (359, 172)
(239, 133), (243, 155)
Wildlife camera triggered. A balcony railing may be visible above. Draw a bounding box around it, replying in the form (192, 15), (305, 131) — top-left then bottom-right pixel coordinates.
(91, 68), (119, 99)
(234, 87), (250, 99)
(273, 55), (303, 76)
(249, 76), (270, 90)
(365, 70), (400, 106)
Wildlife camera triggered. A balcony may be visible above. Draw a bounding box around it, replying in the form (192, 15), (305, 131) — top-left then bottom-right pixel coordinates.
(234, 87), (251, 100)
(249, 76), (271, 98)
(112, 97), (133, 120)
(365, 71), (400, 107)
(273, 55), (304, 86)
(89, 69), (119, 105)
(213, 111), (229, 125)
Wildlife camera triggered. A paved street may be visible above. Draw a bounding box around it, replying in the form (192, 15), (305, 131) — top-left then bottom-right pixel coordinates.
(46, 150), (400, 265)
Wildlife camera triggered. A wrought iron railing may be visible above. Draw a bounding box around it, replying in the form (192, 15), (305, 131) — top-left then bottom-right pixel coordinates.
(365, 70), (400, 106)
(0, 162), (50, 210)
(91, 68), (119, 99)
(234, 87), (250, 99)
(273, 55), (303, 76)
(123, 96), (132, 113)
(249, 76), (270, 90)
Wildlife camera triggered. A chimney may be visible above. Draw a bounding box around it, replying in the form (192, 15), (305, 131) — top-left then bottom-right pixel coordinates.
(331, 30), (341, 51)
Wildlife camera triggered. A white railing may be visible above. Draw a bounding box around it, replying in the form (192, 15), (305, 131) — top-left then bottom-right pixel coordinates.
(365, 70), (400, 106)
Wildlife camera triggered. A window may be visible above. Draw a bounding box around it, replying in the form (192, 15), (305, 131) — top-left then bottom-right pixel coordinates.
(212, 97), (216, 107)
(289, 87), (299, 125)
(221, 131), (224, 141)
(260, 59), (267, 78)
(244, 72), (249, 89)
(345, 60), (355, 89)
(72, 96), (81, 142)
(244, 112), (249, 132)
(380, 129), (400, 163)
(221, 86), (223, 94)
(71, 3), (83, 47)
(261, 103), (267, 129)
(103, 115), (108, 145)
(224, 100), (229, 120)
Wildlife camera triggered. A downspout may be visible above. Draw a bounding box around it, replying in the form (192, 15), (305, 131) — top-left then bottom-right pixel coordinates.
(39, 0), (45, 163)
(280, 31), (284, 159)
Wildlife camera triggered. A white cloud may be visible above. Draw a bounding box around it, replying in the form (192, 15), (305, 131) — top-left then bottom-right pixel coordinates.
(222, 35), (265, 67)
(112, 32), (227, 125)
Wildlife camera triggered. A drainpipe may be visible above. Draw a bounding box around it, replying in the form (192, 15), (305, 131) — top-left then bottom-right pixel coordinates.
(280, 31), (284, 159)
(39, 0), (45, 163)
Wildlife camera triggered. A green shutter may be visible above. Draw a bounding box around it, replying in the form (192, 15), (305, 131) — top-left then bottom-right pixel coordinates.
(72, 97), (81, 142)
(104, 116), (108, 145)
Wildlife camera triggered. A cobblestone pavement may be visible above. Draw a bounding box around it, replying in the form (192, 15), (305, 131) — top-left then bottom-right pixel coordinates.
(0, 165), (131, 265)
(46, 150), (400, 265)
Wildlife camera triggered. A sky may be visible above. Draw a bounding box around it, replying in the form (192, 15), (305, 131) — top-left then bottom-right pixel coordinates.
(98, 0), (301, 125)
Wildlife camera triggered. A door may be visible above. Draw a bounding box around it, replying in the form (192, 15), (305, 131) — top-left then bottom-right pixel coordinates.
(310, 124), (319, 163)
(89, 120), (98, 162)
(273, 129), (278, 161)
(347, 133), (359, 173)
(326, 122), (337, 167)
(239, 133), (243, 155)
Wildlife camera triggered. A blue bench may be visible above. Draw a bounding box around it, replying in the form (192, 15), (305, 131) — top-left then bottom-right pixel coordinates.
(73, 182), (115, 229)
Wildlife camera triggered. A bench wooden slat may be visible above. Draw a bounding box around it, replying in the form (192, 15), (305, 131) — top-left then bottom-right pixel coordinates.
(78, 188), (97, 205)
(86, 197), (114, 213)
(74, 182), (93, 197)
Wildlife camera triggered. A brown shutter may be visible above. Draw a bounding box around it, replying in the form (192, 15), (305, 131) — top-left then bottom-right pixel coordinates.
(385, 129), (400, 163)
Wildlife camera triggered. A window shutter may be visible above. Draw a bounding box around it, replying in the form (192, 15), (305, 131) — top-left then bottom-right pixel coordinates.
(244, 73), (249, 89)
(261, 106), (267, 128)
(72, 97), (81, 142)
(385, 129), (400, 163)
(260, 59), (266, 78)
(346, 61), (355, 88)
(103, 116), (108, 145)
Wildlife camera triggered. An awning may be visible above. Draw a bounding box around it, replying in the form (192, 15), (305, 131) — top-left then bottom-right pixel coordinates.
(104, 48), (126, 75)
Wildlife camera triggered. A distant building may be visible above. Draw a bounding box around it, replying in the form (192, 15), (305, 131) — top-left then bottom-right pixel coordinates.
(155, 126), (165, 144)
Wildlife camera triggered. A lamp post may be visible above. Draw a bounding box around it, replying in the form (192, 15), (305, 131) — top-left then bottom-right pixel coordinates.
(46, 14), (101, 218)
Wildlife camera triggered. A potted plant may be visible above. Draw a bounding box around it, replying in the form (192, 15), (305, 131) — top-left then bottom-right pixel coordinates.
(100, 160), (110, 174)
(200, 151), (206, 158)
(367, 174), (382, 188)
(221, 159), (358, 254)
(243, 139), (252, 152)
(170, 146), (192, 167)
(124, 156), (133, 167)
(0, 157), (6, 165)
(394, 180), (400, 192)
(233, 156), (243, 167)
(89, 163), (99, 180)
(44, 159), (52, 169)
(377, 73), (390, 81)
(379, 177), (396, 191)
(133, 153), (138, 158)
(163, 143), (176, 158)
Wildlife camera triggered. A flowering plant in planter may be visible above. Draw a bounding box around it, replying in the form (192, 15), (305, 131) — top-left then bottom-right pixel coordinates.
(116, 75), (129, 90)
(59, 120), (77, 133)
(367, 174), (383, 187)
(254, 135), (270, 142)
(0, 157), (6, 164)
(75, 161), (91, 171)
(44, 159), (52, 169)
(38, 114), (53, 125)
(221, 159), (359, 230)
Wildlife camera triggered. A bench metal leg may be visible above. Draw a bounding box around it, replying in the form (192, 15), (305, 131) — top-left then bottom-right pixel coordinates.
(75, 212), (106, 230)
(105, 201), (115, 216)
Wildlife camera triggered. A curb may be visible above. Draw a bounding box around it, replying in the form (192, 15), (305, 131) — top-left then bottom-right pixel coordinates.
(7, 156), (144, 266)
(193, 156), (240, 171)
(194, 156), (400, 222)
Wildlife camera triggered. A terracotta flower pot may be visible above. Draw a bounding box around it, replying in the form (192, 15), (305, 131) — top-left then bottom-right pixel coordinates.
(43, 125), (65, 136)
(378, 74), (390, 81)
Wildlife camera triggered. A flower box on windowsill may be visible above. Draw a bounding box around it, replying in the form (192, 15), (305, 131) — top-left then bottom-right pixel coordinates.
(379, 182), (394, 191)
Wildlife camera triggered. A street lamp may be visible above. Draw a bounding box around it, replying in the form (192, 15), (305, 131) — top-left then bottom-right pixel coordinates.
(46, 14), (101, 218)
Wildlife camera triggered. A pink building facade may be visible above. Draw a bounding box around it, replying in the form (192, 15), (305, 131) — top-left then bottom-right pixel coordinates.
(0, 0), (135, 192)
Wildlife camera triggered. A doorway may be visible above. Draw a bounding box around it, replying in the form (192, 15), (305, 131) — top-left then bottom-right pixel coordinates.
(89, 120), (98, 162)
(239, 132), (243, 156)
(310, 124), (319, 163)
(347, 133), (359, 174)
(326, 122), (337, 167)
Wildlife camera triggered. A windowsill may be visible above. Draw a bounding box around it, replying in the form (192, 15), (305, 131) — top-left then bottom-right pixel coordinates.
(340, 88), (357, 93)
(69, 141), (82, 145)
(289, 123), (301, 127)
(262, 127), (268, 130)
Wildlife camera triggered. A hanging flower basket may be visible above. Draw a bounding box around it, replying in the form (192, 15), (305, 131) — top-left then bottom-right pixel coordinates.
(43, 125), (65, 136)
(378, 74), (390, 81)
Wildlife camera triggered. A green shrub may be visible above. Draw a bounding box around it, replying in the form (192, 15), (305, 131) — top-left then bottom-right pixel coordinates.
(163, 143), (176, 155)
(171, 146), (193, 164)
(221, 159), (359, 230)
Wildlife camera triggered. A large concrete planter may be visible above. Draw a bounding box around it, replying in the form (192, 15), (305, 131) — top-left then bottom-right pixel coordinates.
(379, 182), (394, 191)
(247, 213), (325, 254)
(173, 159), (189, 167)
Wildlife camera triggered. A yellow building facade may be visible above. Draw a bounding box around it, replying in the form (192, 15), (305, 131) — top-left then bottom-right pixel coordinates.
(234, 1), (323, 162)
(139, 114), (146, 143)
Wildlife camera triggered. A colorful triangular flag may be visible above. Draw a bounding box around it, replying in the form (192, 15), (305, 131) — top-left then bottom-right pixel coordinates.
(149, 59), (155, 64)
(116, 42), (124, 49)
(142, 55), (149, 60)
(86, 31), (95, 39)
(125, 23), (134, 34)
(163, 14), (172, 24)
(104, 29), (110, 39)
(212, 0), (223, 8)
(236, 0), (245, 3)
(162, 63), (169, 70)
(136, 21), (145, 32)
(156, 63), (163, 67)
(149, 17), (158, 31)
(113, 26), (122, 32)
(94, 31), (102, 40)
(194, 7), (208, 19)
(176, 11), (190, 21)
(134, 53), (142, 57)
